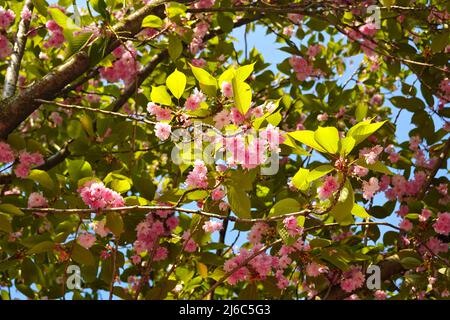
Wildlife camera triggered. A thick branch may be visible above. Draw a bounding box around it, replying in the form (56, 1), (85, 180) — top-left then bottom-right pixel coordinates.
(0, 0), (167, 139)
(2, 0), (34, 99)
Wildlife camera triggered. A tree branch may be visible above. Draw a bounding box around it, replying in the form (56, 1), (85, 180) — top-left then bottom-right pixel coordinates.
(2, 0), (34, 99)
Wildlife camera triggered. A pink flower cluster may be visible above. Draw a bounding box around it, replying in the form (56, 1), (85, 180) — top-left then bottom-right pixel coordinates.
(193, 0), (215, 9)
(221, 81), (233, 97)
(133, 211), (178, 260)
(283, 216), (303, 237)
(45, 20), (65, 48)
(305, 261), (328, 277)
(28, 192), (48, 208)
(359, 145), (383, 164)
(202, 220), (223, 233)
(248, 222), (270, 244)
(340, 266), (365, 293)
(433, 212), (450, 236)
(0, 141), (14, 163)
(362, 177), (379, 200)
(147, 102), (172, 121)
(289, 56), (314, 81)
(182, 231), (198, 252)
(184, 88), (206, 111)
(346, 22), (378, 58)
(79, 181), (125, 210)
(0, 6), (15, 29)
(224, 245), (276, 285)
(317, 175), (339, 200)
(15, 151), (45, 179)
(384, 171), (426, 202)
(154, 122), (172, 141)
(185, 160), (208, 189)
(100, 44), (140, 85)
(77, 232), (96, 249)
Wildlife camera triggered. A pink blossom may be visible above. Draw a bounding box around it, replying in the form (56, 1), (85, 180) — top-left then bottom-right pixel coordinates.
(0, 7), (15, 29)
(305, 262), (328, 277)
(360, 145), (383, 164)
(153, 247), (168, 261)
(362, 177), (379, 200)
(202, 220), (223, 233)
(425, 237), (448, 255)
(0, 34), (11, 59)
(340, 266), (365, 293)
(213, 109), (231, 129)
(184, 89), (205, 111)
(154, 123), (172, 141)
(419, 208), (431, 222)
(307, 44), (322, 58)
(283, 216), (303, 237)
(28, 192), (48, 208)
(0, 142), (15, 163)
(370, 93), (383, 105)
(409, 135), (421, 151)
(191, 58), (206, 68)
(388, 152), (400, 163)
(433, 212), (450, 236)
(93, 220), (110, 237)
(221, 81), (233, 97)
(399, 219), (413, 231)
(193, 0), (215, 9)
(352, 165), (369, 177)
(182, 231), (197, 252)
(374, 290), (387, 300)
(317, 176), (338, 200)
(317, 113), (328, 122)
(211, 187), (226, 201)
(359, 22), (378, 37)
(77, 232), (96, 249)
(79, 181), (125, 210)
(185, 160), (208, 189)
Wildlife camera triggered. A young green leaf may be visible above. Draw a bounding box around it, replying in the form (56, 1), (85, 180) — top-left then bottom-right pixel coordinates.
(166, 69), (187, 99)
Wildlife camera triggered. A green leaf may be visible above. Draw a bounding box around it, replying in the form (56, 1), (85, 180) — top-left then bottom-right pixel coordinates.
(0, 204), (24, 216)
(189, 64), (217, 96)
(339, 137), (355, 156)
(28, 170), (54, 190)
(235, 63), (255, 81)
(151, 86), (172, 106)
(48, 8), (79, 30)
(269, 198), (300, 217)
(232, 78), (252, 115)
(314, 127), (339, 154)
(291, 168), (310, 191)
(431, 31), (449, 53)
(168, 34), (183, 60)
(228, 186), (251, 219)
(329, 179), (355, 225)
(308, 165), (335, 182)
(142, 15), (163, 28)
(106, 212), (124, 237)
(400, 257), (422, 269)
(288, 130), (327, 153)
(72, 243), (95, 266)
(27, 241), (55, 255)
(166, 69), (187, 99)
(347, 120), (387, 145)
(67, 159), (92, 182)
(356, 159), (394, 175)
(352, 203), (371, 219)
(0, 213), (12, 233)
(310, 238), (332, 248)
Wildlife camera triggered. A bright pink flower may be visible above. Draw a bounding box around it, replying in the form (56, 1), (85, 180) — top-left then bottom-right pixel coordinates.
(340, 266), (365, 293)
(359, 22), (378, 37)
(213, 109), (231, 129)
(388, 152), (400, 163)
(77, 232), (96, 249)
(154, 123), (172, 141)
(306, 262), (328, 277)
(93, 220), (110, 237)
(211, 187), (226, 201)
(191, 58), (206, 68)
(185, 160), (208, 189)
(399, 219), (413, 231)
(184, 88), (205, 111)
(221, 81), (233, 97)
(362, 177), (379, 200)
(317, 176), (338, 200)
(374, 290), (387, 300)
(153, 247), (168, 261)
(202, 220), (223, 233)
(0, 34), (12, 59)
(419, 208), (431, 222)
(182, 231), (198, 252)
(433, 212), (450, 236)
(28, 192), (48, 208)
(360, 145), (383, 165)
(0, 7), (15, 29)
(0, 142), (15, 163)
(352, 165), (369, 177)
(283, 216), (303, 237)
(79, 181), (125, 210)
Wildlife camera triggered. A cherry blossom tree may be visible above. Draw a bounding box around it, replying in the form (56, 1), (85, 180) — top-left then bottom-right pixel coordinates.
(0, 0), (449, 300)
